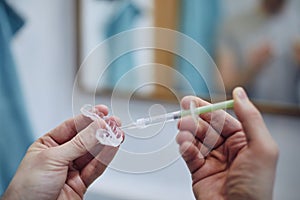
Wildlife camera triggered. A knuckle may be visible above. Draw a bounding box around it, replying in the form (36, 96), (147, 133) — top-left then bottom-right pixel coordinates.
(181, 96), (201, 108)
(179, 120), (199, 137)
(196, 120), (207, 133)
(176, 131), (194, 145)
(177, 117), (193, 130)
(181, 96), (194, 103)
(175, 132), (183, 144)
(37, 149), (58, 165)
(71, 135), (87, 152)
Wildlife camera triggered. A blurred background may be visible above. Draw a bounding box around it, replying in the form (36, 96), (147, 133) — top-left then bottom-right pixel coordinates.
(1, 0), (300, 199)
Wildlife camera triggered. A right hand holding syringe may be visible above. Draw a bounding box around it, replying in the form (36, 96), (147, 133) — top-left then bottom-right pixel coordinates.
(121, 100), (234, 130)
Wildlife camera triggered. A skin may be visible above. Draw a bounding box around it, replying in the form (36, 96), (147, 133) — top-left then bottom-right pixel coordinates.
(293, 39), (300, 66)
(177, 87), (279, 200)
(2, 88), (279, 200)
(217, 41), (273, 93)
(217, 0), (286, 93)
(2, 105), (123, 200)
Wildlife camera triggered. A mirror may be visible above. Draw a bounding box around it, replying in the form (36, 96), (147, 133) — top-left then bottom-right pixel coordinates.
(76, 0), (300, 115)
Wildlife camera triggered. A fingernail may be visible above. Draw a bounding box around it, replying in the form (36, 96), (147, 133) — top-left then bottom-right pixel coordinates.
(234, 87), (248, 101)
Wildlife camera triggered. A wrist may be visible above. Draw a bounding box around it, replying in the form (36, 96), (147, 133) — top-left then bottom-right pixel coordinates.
(2, 184), (23, 200)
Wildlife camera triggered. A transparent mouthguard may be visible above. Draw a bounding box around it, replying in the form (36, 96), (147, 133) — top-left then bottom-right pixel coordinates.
(80, 104), (123, 147)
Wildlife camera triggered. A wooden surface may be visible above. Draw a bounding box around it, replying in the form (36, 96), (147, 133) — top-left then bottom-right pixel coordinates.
(153, 0), (179, 99)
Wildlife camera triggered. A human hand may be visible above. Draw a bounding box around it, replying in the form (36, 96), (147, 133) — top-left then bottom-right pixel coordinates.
(2, 105), (123, 200)
(176, 87), (278, 200)
(293, 38), (300, 66)
(247, 42), (272, 72)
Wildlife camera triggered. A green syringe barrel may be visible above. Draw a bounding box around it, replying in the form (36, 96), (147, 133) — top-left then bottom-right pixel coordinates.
(180, 99), (234, 117)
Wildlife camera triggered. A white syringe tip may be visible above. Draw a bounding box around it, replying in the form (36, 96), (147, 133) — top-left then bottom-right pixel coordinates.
(136, 118), (148, 129)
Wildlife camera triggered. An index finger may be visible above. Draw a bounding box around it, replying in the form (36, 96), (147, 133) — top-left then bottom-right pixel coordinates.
(46, 105), (109, 144)
(180, 96), (242, 137)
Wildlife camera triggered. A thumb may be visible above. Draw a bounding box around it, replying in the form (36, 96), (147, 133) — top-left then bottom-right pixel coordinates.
(55, 119), (105, 162)
(233, 87), (269, 146)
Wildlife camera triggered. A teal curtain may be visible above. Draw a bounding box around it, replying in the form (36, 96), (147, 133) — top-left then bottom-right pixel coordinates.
(0, 0), (33, 194)
(104, 1), (140, 90)
(176, 0), (220, 97)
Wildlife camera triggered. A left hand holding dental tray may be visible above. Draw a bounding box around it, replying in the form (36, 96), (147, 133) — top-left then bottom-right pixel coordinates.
(2, 104), (124, 200)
